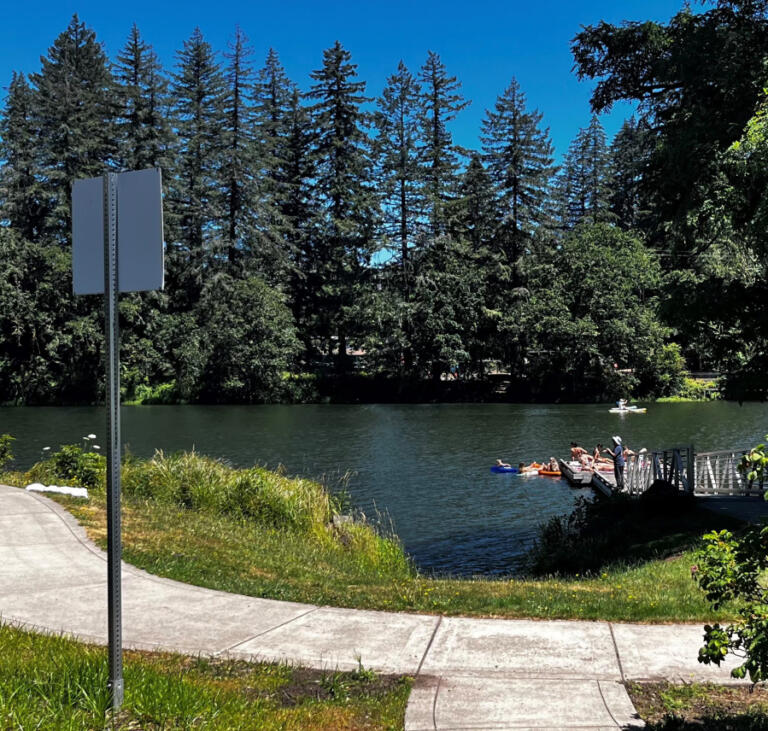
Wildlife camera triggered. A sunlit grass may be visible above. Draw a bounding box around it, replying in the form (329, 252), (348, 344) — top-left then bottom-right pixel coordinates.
(61, 493), (737, 622)
(0, 623), (411, 730)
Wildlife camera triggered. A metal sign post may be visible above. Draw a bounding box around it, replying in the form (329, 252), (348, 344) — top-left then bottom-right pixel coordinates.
(72, 168), (164, 711)
(103, 172), (123, 708)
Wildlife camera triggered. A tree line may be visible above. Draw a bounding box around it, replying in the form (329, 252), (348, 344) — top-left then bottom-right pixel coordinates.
(1, 3), (767, 405)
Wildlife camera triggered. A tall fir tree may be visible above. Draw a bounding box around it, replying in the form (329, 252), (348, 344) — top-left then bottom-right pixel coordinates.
(251, 49), (300, 285)
(417, 51), (469, 236)
(221, 26), (256, 267)
(456, 153), (498, 254)
(481, 78), (555, 279)
(374, 61), (423, 281)
(0, 73), (46, 242)
(167, 27), (227, 307)
(306, 41), (377, 368)
(609, 117), (650, 231)
(114, 24), (172, 171)
(554, 114), (612, 229)
(30, 14), (116, 242)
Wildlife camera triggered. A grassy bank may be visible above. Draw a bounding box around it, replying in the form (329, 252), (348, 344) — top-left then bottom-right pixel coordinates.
(2, 446), (743, 622)
(0, 623), (410, 730)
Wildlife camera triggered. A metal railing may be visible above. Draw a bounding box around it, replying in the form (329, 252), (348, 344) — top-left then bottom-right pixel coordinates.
(622, 445), (694, 496)
(694, 448), (763, 496)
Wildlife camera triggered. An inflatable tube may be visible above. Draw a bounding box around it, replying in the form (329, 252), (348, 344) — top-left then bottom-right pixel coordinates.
(538, 468), (561, 477)
(490, 465), (518, 474)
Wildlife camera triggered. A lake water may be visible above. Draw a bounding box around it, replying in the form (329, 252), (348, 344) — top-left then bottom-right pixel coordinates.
(2, 401), (767, 575)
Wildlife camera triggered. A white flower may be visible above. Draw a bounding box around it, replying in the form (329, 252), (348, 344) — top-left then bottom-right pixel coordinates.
(93, 445), (101, 450)
(88, 434), (97, 439)
(42, 447), (51, 451)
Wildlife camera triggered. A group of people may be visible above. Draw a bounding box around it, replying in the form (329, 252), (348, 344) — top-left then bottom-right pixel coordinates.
(496, 435), (645, 488)
(570, 436), (646, 490)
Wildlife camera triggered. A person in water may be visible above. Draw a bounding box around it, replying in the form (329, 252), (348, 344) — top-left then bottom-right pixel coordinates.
(603, 435), (625, 490)
(496, 459), (512, 468)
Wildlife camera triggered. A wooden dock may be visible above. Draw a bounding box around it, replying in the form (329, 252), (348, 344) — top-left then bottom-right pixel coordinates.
(558, 459), (615, 497)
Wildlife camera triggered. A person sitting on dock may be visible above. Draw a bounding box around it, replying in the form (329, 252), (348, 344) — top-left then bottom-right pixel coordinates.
(603, 436), (626, 490)
(496, 459), (512, 468)
(593, 444), (612, 464)
(570, 442), (588, 461)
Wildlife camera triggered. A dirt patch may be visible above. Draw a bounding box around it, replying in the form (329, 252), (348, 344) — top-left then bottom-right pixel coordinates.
(126, 651), (406, 708)
(627, 681), (768, 729)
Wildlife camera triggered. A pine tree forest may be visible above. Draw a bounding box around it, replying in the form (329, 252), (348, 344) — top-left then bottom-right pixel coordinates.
(2, 6), (768, 405)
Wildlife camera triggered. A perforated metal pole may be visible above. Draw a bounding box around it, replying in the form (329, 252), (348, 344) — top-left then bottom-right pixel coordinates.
(103, 172), (124, 709)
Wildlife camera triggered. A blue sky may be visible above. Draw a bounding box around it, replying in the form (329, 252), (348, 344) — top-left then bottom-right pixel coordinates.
(1, 0), (686, 160)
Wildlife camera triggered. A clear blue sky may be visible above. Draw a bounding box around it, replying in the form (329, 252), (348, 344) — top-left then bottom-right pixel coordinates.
(1, 0), (686, 159)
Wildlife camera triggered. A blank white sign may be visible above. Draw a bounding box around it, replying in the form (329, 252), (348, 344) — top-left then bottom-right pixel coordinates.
(72, 168), (164, 294)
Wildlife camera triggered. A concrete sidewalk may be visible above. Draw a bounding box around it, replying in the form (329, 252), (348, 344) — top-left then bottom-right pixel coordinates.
(0, 484), (744, 730)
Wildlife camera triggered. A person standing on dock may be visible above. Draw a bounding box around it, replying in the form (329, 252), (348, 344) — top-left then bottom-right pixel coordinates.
(603, 436), (626, 490)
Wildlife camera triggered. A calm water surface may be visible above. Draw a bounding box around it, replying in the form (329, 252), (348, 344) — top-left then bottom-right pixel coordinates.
(2, 401), (767, 575)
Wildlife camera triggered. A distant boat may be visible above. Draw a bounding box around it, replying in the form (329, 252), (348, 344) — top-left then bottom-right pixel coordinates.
(609, 399), (647, 414)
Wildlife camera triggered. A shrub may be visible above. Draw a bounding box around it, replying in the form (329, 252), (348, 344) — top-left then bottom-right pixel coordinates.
(0, 434), (15, 469)
(692, 433), (768, 683)
(27, 444), (106, 489)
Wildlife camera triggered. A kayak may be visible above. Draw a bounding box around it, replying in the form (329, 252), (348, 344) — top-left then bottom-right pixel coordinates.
(538, 468), (561, 477)
(490, 465), (518, 474)
(609, 406), (647, 414)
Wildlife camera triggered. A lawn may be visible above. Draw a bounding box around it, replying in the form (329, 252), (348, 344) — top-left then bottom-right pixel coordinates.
(0, 623), (411, 730)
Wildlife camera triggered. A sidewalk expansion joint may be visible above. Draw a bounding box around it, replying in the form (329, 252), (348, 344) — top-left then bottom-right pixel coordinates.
(431, 675), (441, 731)
(416, 614), (442, 677)
(221, 606), (320, 654)
(596, 679), (621, 729)
(607, 622), (626, 684)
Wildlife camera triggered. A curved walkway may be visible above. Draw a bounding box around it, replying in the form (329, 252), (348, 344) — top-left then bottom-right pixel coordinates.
(0, 484), (744, 730)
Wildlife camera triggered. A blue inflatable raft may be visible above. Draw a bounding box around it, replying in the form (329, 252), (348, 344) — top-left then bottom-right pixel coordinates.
(490, 465), (518, 474)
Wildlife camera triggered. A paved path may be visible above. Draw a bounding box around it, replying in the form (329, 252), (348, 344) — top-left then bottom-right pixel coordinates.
(0, 484), (745, 730)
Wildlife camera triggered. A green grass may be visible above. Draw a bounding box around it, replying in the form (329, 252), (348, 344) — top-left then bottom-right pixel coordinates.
(3, 447), (745, 622)
(54, 493), (736, 622)
(0, 623), (411, 730)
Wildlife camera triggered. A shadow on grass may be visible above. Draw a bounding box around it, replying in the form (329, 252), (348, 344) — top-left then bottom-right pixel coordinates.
(644, 718), (768, 730)
(526, 489), (747, 577)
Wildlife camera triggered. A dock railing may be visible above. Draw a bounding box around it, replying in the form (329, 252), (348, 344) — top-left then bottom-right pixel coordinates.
(694, 448), (763, 496)
(622, 445), (695, 496)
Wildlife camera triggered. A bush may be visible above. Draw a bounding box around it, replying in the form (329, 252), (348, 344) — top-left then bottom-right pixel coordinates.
(0, 434), (14, 469)
(27, 444), (106, 489)
(692, 434), (768, 683)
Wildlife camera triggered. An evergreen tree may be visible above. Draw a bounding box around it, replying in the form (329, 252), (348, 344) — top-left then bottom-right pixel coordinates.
(481, 78), (555, 278)
(609, 117), (650, 230)
(0, 73), (46, 242)
(417, 51), (469, 236)
(306, 41), (377, 368)
(167, 27), (227, 306)
(251, 49), (300, 285)
(114, 24), (172, 171)
(221, 26), (256, 267)
(554, 114), (612, 229)
(374, 61), (424, 279)
(281, 88), (318, 353)
(456, 153), (498, 253)
(30, 14), (116, 242)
